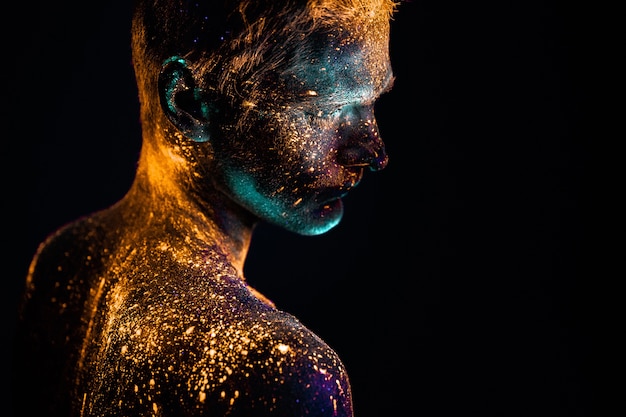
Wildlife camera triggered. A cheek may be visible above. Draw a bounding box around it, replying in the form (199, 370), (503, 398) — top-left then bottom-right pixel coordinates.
(218, 99), (346, 210)
(256, 111), (340, 176)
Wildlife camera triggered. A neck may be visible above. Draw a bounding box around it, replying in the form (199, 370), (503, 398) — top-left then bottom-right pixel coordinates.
(119, 160), (257, 280)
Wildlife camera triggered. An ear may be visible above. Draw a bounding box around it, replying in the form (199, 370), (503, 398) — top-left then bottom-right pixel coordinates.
(158, 56), (211, 142)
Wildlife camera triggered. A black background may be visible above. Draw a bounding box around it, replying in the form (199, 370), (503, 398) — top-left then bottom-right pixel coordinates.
(3, 1), (609, 416)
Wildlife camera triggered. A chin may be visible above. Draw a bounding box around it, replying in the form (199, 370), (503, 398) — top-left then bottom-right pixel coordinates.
(289, 198), (345, 236)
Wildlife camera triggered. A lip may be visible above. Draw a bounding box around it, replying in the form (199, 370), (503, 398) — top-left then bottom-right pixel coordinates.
(316, 189), (347, 207)
(316, 178), (360, 206)
(317, 195), (342, 215)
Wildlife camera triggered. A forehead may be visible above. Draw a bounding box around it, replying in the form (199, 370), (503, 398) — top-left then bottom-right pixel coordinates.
(280, 28), (394, 106)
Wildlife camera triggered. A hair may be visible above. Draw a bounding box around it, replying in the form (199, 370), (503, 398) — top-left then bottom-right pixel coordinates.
(131, 0), (398, 129)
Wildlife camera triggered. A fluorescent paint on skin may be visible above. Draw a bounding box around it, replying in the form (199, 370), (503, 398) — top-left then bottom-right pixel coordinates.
(225, 164), (345, 236)
(89, 267), (350, 414)
(217, 29), (393, 236)
(162, 56), (189, 115)
(14, 1), (399, 416)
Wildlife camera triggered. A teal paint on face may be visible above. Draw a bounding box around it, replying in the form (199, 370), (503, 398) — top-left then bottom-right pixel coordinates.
(224, 166), (343, 236)
(212, 28), (392, 237)
(285, 40), (394, 122)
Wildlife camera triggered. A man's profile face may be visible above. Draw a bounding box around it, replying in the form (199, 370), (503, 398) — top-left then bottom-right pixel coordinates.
(212, 24), (394, 236)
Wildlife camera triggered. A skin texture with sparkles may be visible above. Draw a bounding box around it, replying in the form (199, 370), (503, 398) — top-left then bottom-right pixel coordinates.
(13, 1), (399, 416)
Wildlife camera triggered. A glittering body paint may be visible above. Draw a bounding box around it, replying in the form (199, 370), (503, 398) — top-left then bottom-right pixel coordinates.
(17, 205), (353, 416)
(14, 1), (398, 416)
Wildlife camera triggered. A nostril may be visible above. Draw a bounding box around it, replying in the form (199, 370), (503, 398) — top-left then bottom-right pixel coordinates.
(369, 149), (389, 171)
(336, 141), (388, 171)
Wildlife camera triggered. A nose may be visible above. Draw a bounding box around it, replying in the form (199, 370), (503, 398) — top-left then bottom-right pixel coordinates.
(336, 105), (389, 171)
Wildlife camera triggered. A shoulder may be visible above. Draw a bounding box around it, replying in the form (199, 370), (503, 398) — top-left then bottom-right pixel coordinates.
(27, 212), (114, 281)
(90, 280), (354, 416)
(20, 215), (109, 316)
